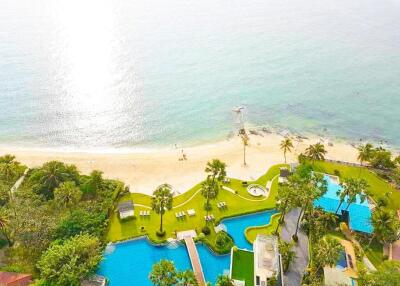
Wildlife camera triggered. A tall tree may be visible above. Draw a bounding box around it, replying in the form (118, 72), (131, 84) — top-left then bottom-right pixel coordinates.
(343, 178), (369, 211)
(358, 261), (400, 286)
(275, 183), (296, 233)
(0, 154), (20, 183)
(203, 159), (226, 215)
(0, 209), (12, 246)
(357, 143), (374, 166)
(86, 170), (104, 196)
(152, 185), (173, 234)
(201, 178), (219, 215)
(313, 237), (342, 272)
(54, 181), (82, 209)
(280, 138), (294, 164)
(149, 259), (178, 286)
(370, 208), (400, 246)
(37, 234), (102, 286)
(305, 143), (327, 165)
(29, 161), (79, 199)
(291, 167), (327, 240)
(239, 128), (249, 166)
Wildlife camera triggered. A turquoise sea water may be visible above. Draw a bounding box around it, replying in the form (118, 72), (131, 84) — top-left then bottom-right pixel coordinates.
(98, 210), (275, 285)
(0, 0), (399, 150)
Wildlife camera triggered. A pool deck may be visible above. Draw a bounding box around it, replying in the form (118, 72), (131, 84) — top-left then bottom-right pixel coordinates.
(183, 236), (206, 286)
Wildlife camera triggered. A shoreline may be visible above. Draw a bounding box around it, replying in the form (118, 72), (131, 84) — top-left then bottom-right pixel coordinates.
(0, 133), (363, 195)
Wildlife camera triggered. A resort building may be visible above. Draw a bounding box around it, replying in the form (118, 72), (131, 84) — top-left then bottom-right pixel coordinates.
(253, 235), (279, 286)
(0, 271), (32, 286)
(230, 235), (283, 286)
(117, 201), (134, 219)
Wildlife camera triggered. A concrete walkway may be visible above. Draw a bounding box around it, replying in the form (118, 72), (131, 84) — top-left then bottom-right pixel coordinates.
(281, 208), (309, 286)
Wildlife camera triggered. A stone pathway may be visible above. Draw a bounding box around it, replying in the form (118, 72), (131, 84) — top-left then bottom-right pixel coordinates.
(281, 208), (309, 286)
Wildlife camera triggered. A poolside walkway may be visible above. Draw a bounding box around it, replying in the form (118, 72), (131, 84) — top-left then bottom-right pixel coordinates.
(281, 208), (309, 286)
(183, 236), (206, 286)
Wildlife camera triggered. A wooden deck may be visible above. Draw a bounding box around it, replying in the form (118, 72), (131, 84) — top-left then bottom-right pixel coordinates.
(183, 236), (206, 286)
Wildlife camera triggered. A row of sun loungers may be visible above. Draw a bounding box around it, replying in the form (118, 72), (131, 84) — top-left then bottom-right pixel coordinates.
(204, 214), (215, 221)
(175, 211), (186, 218)
(217, 202), (227, 209)
(140, 210), (151, 216)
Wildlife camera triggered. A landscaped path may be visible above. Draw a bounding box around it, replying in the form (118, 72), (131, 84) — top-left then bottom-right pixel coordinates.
(10, 168), (28, 196)
(184, 236), (206, 286)
(281, 208), (309, 286)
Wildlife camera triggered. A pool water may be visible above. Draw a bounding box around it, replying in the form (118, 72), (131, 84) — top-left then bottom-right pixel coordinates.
(97, 210), (276, 285)
(336, 251), (347, 269)
(314, 175), (373, 233)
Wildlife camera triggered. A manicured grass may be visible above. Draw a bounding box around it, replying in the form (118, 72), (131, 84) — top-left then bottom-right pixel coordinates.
(312, 161), (400, 211)
(106, 164), (287, 248)
(245, 213), (281, 244)
(363, 238), (385, 269)
(231, 249), (254, 286)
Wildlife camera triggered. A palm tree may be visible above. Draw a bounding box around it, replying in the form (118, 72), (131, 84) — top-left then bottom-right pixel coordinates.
(152, 185), (173, 234)
(313, 237), (342, 272)
(305, 143), (327, 165)
(216, 275), (234, 286)
(279, 240), (296, 272)
(205, 159), (227, 183)
(357, 143), (374, 166)
(29, 161), (71, 199)
(54, 181), (82, 209)
(239, 128), (249, 166)
(335, 177), (359, 214)
(275, 183), (295, 233)
(0, 154), (19, 183)
(370, 208), (400, 246)
(87, 170), (104, 195)
(176, 269), (198, 286)
(280, 138), (294, 164)
(292, 171), (327, 240)
(149, 259), (178, 286)
(201, 178), (219, 215)
(343, 178), (369, 211)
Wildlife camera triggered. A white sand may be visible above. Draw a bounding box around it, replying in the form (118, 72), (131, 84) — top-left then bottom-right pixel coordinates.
(0, 134), (359, 195)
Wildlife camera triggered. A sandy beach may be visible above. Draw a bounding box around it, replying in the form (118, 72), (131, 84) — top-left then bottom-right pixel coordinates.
(0, 133), (359, 195)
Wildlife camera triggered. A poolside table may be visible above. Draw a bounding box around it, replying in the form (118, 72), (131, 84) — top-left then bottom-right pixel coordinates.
(187, 209), (196, 216)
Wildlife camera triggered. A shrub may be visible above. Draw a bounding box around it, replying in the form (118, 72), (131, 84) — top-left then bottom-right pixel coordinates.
(334, 169), (341, 177)
(202, 226), (211, 235)
(215, 231), (232, 249)
(156, 230), (166, 237)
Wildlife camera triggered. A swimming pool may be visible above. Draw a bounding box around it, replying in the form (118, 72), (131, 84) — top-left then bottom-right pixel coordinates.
(97, 210), (276, 285)
(314, 175), (373, 233)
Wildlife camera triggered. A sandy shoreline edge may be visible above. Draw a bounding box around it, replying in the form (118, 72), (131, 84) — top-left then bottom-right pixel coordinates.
(0, 133), (365, 195)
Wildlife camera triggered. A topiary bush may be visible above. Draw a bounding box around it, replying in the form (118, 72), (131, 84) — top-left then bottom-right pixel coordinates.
(202, 226), (211, 235)
(215, 231), (233, 252)
(156, 230), (166, 237)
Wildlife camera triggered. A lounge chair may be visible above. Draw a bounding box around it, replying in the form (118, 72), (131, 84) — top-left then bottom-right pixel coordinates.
(187, 209), (196, 216)
(140, 211), (144, 216)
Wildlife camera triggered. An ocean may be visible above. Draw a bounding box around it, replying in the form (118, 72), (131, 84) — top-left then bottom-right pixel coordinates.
(0, 0), (399, 151)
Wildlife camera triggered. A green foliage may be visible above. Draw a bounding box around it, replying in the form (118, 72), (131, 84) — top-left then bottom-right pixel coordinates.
(358, 261), (400, 286)
(55, 209), (107, 240)
(149, 259), (178, 286)
(54, 181), (82, 208)
(370, 148), (396, 169)
(312, 236), (342, 271)
(337, 177), (369, 211)
(37, 234), (102, 286)
(280, 138), (294, 163)
(0, 154), (25, 183)
(202, 225), (211, 235)
(279, 240), (295, 272)
(305, 143), (327, 163)
(215, 231), (233, 251)
(176, 269), (198, 286)
(29, 161), (80, 199)
(371, 207), (400, 245)
(216, 275), (234, 286)
(152, 184), (173, 233)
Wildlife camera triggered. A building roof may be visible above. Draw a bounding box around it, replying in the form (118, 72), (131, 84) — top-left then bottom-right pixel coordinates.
(118, 201), (134, 212)
(0, 272), (32, 284)
(254, 235), (278, 278)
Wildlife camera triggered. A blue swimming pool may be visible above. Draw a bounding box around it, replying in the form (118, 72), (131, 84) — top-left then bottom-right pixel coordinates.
(336, 251), (347, 269)
(314, 175), (373, 233)
(97, 210), (276, 285)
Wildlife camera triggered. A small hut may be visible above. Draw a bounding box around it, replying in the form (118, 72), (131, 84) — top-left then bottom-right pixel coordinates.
(118, 201), (134, 219)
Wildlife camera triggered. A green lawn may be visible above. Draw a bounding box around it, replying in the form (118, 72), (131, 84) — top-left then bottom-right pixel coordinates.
(245, 213), (281, 244)
(231, 249), (254, 286)
(106, 164), (287, 248)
